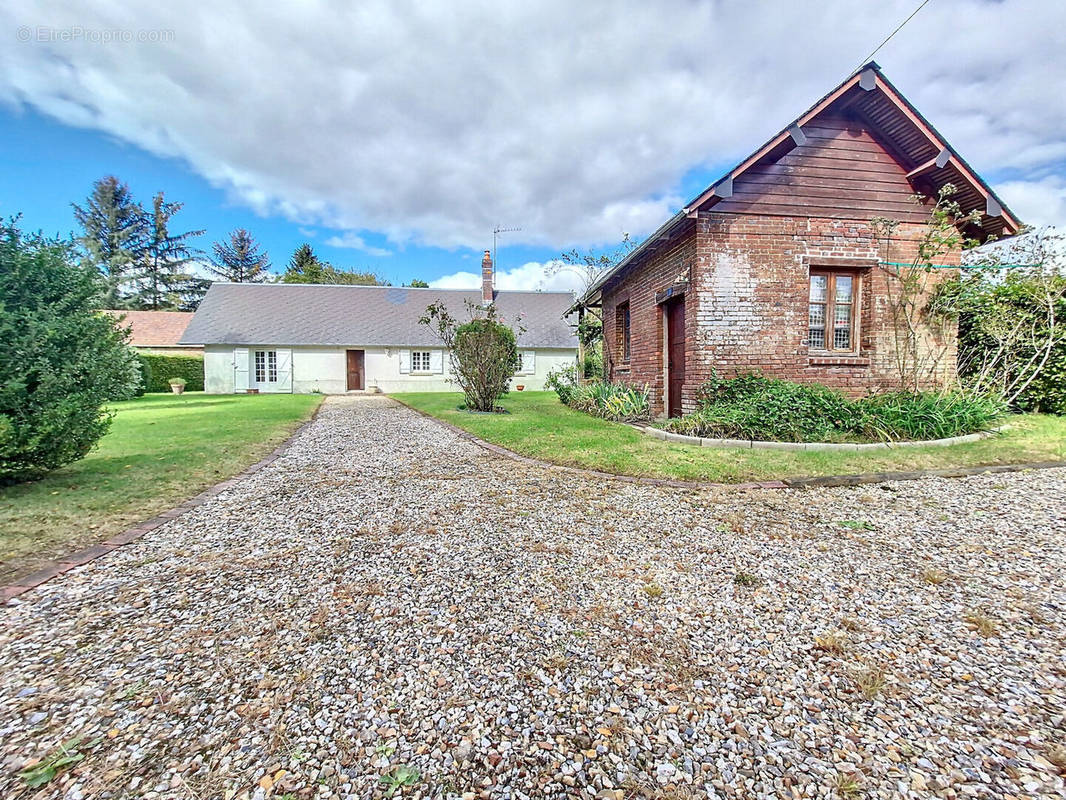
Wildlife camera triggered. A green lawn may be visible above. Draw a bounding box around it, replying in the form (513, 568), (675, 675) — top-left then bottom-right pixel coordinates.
(395, 391), (1066, 483)
(0, 392), (321, 584)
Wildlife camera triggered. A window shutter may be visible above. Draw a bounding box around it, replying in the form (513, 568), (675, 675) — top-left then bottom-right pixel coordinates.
(429, 349), (444, 374)
(521, 350), (535, 375)
(233, 348), (249, 392)
(276, 349), (293, 392)
(399, 349), (411, 374)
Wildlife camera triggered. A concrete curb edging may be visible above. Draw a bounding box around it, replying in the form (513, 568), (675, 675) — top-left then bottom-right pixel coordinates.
(391, 397), (1066, 493)
(638, 424), (1000, 451)
(1, 401), (325, 605)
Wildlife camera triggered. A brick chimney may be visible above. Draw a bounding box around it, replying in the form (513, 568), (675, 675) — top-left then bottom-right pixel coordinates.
(481, 249), (494, 304)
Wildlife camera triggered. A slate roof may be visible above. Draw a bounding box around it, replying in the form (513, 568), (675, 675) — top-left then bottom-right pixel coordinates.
(180, 283), (578, 349)
(105, 310), (198, 348)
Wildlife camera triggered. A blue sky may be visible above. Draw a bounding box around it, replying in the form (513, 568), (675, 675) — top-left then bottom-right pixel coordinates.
(1, 0), (1063, 292)
(0, 107), (562, 286)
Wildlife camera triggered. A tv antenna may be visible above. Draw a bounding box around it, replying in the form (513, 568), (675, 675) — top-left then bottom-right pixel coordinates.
(492, 225), (522, 270)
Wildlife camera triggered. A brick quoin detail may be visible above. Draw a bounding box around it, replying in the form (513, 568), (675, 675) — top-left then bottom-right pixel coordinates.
(603, 211), (959, 416)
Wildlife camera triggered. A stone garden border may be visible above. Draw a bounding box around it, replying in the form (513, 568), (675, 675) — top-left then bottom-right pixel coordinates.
(636, 424), (1001, 451)
(395, 397), (1066, 489)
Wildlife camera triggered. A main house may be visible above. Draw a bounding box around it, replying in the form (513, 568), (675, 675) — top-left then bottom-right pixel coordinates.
(581, 63), (1021, 417)
(180, 252), (578, 394)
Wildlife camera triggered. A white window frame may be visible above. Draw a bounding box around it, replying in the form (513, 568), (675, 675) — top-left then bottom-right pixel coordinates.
(808, 271), (860, 354)
(411, 350), (432, 373)
(517, 350), (536, 375)
(254, 349), (279, 383)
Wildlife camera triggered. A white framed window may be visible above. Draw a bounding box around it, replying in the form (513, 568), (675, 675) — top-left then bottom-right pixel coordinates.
(808, 271), (859, 353)
(518, 350), (536, 375)
(254, 350), (278, 382)
(411, 351), (431, 372)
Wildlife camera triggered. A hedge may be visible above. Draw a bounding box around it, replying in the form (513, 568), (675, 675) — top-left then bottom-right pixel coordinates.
(139, 353), (204, 393)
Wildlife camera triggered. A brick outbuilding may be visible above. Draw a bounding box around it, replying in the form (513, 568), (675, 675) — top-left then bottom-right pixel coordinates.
(580, 63), (1020, 417)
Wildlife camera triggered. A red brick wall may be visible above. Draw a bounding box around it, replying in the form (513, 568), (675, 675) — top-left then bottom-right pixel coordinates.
(602, 226), (695, 413)
(602, 211), (959, 416)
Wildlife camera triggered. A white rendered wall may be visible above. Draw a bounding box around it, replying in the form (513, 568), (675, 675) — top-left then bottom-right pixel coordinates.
(202, 344), (577, 394)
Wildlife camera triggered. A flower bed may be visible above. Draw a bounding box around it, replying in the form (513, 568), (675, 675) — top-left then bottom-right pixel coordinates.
(655, 375), (1006, 444)
(546, 366), (650, 422)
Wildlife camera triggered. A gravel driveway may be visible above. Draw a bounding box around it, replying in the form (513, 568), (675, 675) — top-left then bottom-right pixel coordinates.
(2, 395), (1064, 800)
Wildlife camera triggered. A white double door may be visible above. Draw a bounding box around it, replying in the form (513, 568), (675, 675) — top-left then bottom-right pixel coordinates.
(233, 347), (292, 393)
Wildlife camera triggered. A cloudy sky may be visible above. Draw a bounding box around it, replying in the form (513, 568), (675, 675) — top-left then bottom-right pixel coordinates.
(1, 0), (1063, 291)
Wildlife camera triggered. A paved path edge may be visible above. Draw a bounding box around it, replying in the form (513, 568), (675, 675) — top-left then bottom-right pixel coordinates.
(1, 400), (325, 605)
(393, 396), (1066, 492)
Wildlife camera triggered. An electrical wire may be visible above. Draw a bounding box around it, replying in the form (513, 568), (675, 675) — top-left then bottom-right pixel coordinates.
(856, 0), (933, 69)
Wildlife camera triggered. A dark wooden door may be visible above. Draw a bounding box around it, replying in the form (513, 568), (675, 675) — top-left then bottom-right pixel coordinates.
(665, 299), (685, 417)
(346, 349), (365, 390)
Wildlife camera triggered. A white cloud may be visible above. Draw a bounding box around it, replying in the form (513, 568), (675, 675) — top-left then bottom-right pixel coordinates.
(1, 1), (1064, 248)
(322, 231), (391, 257)
(431, 260), (583, 294)
(994, 176), (1066, 229)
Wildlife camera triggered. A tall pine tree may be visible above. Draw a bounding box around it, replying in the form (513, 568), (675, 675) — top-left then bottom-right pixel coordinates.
(137, 192), (205, 309)
(72, 176), (145, 308)
(207, 228), (270, 282)
(281, 243), (327, 283)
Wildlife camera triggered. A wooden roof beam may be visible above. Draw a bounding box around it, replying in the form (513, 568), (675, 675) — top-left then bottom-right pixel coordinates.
(906, 148), (951, 180)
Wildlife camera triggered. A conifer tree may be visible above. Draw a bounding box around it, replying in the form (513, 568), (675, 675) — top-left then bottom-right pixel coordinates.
(72, 176), (145, 307)
(207, 228), (270, 282)
(137, 192), (205, 309)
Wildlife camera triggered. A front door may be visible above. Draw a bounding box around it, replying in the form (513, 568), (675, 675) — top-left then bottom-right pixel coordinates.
(346, 349), (365, 391)
(665, 299), (685, 417)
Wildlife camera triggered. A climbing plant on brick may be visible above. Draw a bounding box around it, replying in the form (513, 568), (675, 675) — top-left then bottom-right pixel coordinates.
(872, 184), (983, 394)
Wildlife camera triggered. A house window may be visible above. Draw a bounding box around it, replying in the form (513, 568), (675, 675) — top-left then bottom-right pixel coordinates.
(254, 350), (278, 382)
(808, 272), (858, 352)
(411, 351), (431, 372)
(518, 350), (535, 375)
(617, 302), (631, 362)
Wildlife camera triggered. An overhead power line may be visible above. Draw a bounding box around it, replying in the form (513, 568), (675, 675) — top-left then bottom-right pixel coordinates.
(856, 0), (933, 69)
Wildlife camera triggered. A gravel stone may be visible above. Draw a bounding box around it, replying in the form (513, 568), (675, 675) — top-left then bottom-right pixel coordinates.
(1, 395), (1064, 799)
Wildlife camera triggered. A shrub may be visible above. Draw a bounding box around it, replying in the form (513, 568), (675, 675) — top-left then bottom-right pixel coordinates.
(944, 239), (1066, 413)
(564, 380), (651, 422)
(134, 354), (152, 397)
(0, 220), (134, 484)
(859, 391), (1006, 441)
(658, 374), (1005, 442)
(681, 374), (866, 442)
(107, 346), (146, 401)
(1020, 345), (1066, 414)
(581, 342), (603, 380)
(545, 364), (580, 405)
(547, 367), (650, 421)
(420, 300), (521, 412)
(138, 353), (204, 392)
(168, 377), (187, 388)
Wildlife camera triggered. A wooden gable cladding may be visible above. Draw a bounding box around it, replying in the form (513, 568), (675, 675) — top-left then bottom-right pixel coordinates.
(712, 115), (931, 223)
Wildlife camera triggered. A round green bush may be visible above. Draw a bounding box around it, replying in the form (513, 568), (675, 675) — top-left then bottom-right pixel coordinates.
(451, 317), (519, 412)
(0, 221), (135, 484)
